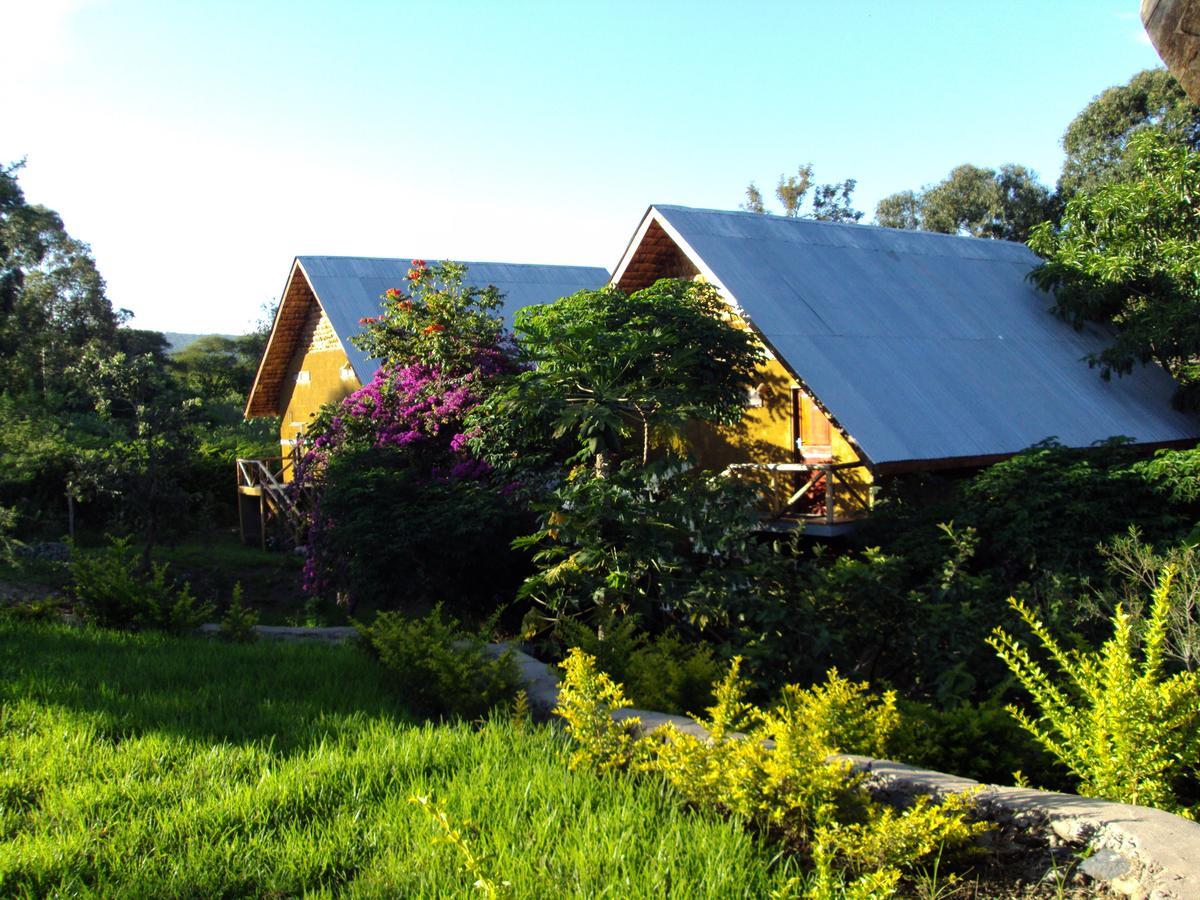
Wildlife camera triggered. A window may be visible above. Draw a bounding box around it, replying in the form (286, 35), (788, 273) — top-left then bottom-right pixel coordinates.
(295, 370), (310, 385)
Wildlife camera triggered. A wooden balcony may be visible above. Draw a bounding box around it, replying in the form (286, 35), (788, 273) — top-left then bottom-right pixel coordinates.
(723, 461), (873, 536)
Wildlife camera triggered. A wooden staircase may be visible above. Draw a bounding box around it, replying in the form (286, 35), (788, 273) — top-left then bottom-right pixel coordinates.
(236, 457), (309, 550)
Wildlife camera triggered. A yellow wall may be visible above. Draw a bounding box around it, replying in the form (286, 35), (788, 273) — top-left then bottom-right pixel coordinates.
(689, 333), (874, 519)
(276, 305), (361, 478)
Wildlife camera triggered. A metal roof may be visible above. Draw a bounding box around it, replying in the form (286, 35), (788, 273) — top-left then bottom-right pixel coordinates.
(296, 256), (609, 381)
(647, 205), (1200, 467)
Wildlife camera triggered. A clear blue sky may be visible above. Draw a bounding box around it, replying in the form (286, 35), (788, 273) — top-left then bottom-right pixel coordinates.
(1, 0), (1165, 333)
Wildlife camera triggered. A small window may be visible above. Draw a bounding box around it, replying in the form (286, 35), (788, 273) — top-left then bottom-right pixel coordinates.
(295, 371), (311, 385)
(340, 364), (355, 380)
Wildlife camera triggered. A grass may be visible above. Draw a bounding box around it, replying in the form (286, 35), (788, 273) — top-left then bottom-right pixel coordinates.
(0, 621), (796, 896)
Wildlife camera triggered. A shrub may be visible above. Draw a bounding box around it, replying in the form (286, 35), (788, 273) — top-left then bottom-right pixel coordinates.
(357, 605), (520, 720)
(0, 504), (20, 563)
(71, 536), (214, 633)
(219, 583), (258, 643)
(892, 698), (1065, 789)
(557, 650), (985, 895)
(988, 565), (1200, 815)
(553, 616), (722, 716)
(516, 459), (784, 628)
(308, 451), (531, 615)
(0, 596), (63, 623)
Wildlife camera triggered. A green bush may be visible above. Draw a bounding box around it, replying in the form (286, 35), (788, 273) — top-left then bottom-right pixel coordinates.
(218, 582), (258, 643)
(357, 605), (521, 720)
(313, 450), (532, 616)
(892, 698), (1066, 789)
(989, 565), (1200, 815)
(556, 650), (984, 897)
(0, 596), (63, 624)
(70, 536), (214, 633)
(517, 459), (784, 629)
(552, 616), (722, 717)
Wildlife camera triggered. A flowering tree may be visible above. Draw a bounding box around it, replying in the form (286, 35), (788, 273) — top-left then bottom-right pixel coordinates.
(297, 261), (524, 609)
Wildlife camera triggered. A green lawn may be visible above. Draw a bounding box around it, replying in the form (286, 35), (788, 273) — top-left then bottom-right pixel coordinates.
(0, 622), (794, 897)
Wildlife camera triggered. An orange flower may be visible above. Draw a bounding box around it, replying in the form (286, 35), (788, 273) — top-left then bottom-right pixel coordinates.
(384, 287), (403, 300)
(423, 323), (446, 334)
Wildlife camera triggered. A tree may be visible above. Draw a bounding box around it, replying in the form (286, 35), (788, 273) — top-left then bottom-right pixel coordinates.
(502, 279), (764, 472)
(874, 190), (920, 231)
(1028, 129), (1200, 410)
(1059, 67), (1200, 198)
(741, 163), (863, 222)
(173, 334), (263, 400)
(0, 161), (121, 402)
(72, 347), (200, 564)
(297, 261), (525, 610)
(874, 164), (1054, 242)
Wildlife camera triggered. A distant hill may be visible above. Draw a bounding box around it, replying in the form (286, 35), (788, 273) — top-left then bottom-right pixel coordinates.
(163, 332), (239, 353)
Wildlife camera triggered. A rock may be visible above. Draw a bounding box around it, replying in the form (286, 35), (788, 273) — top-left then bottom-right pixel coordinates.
(1080, 848), (1133, 882)
(1109, 874), (1147, 899)
(1051, 816), (1093, 844)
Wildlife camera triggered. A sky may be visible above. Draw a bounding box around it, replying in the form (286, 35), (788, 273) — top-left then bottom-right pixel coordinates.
(1, 0), (1166, 334)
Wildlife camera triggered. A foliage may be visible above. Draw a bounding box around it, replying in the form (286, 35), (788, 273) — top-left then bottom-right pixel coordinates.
(516, 458), (783, 628)
(780, 668), (899, 760)
(303, 448), (530, 614)
(553, 615), (723, 716)
(171, 333), (264, 400)
(557, 651), (984, 895)
(1090, 531), (1200, 672)
(503, 279), (764, 468)
(0, 595), (62, 624)
(0, 504), (19, 563)
(555, 648), (642, 771)
(71, 346), (202, 560)
(0, 622), (794, 895)
(1058, 67), (1200, 198)
(409, 794), (512, 898)
(351, 259), (510, 375)
(892, 698), (1064, 789)
(298, 262), (522, 611)
(0, 161), (122, 403)
(70, 536), (214, 633)
(219, 582), (258, 643)
(875, 163), (1055, 242)
(357, 605), (521, 720)
(1029, 129), (1200, 409)
(742, 163), (864, 222)
(989, 566), (1200, 815)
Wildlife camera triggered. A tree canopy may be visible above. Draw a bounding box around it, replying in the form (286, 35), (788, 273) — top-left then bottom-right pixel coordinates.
(1059, 67), (1200, 198)
(874, 163), (1055, 242)
(1029, 129), (1200, 410)
(505, 279), (765, 468)
(0, 161), (122, 401)
(741, 163), (863, 223)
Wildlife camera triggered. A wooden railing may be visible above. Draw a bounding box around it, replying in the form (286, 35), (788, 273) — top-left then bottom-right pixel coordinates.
(236, 457), (308, 548)
(722, 461), (873, 526)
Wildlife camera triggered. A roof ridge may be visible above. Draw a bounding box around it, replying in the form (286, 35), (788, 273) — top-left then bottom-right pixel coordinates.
(651, 204), (1036, 251)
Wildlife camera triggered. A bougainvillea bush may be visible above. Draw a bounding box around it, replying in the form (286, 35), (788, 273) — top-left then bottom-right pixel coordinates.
(297, 261), (531, 615)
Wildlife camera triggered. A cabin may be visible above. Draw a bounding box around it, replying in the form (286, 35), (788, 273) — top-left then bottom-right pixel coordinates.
(611, 205), (1200, 535)
(239, 255), (608, 547)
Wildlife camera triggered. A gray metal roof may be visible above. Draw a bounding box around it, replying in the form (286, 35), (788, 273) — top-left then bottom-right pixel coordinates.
(652, 205), (1200, 466)
(297, 256), (609, 381)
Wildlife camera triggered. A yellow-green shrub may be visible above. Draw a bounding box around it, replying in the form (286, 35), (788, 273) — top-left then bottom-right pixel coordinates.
(989, 564), (1200, 816)
(556, 650), (985, 896)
